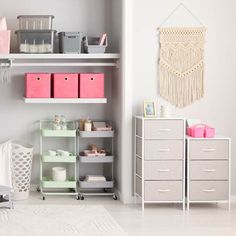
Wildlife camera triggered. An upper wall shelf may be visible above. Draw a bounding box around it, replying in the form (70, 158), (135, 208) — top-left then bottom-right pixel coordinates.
(0, 53), (120, 67)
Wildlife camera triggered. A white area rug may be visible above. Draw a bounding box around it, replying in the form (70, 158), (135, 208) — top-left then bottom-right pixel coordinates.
(0, 205), (127, 236)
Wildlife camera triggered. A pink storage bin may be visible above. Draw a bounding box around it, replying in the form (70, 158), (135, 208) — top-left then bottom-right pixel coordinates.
(189, 124), (205, 138)
(25, 73), (51, 98)
(79, 73), (104, 98)
(0, 30), (10, 53)
(52, 73), (78, 98)
(204, 125), (215, 138)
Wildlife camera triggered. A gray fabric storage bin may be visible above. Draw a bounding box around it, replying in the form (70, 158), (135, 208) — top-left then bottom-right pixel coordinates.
(59, 32), (82, 54)
(82, 36), (107, 54)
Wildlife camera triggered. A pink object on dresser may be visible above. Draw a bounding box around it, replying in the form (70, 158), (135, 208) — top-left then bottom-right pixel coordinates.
(0, 31), (10, 53)
(52, 73), (78, 98)
(79, 73), (104, 98)
(25, 73), (51, 98)
(188, 124), (215, 138)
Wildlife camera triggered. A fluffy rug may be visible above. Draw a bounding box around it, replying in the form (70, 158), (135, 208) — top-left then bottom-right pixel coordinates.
(0, 205), (127, 236)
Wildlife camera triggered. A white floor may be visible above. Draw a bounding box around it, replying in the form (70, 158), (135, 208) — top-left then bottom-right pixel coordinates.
(14, 192), (236, 236)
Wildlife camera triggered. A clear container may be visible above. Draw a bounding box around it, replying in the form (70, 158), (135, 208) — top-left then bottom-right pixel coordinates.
(17, 15), (54, 30)
(15, 30), (56, 53)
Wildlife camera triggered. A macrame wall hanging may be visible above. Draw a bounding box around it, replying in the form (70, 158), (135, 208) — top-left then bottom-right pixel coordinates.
(158, 3), (206, 108)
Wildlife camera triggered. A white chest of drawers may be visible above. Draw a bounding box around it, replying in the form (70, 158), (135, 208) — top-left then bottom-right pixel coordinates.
(134, 116), (185, 210)
(187, 136), (231, 210)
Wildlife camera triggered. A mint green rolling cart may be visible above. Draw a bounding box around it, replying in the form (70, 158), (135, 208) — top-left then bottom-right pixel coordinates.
(39, 120), (78, 200)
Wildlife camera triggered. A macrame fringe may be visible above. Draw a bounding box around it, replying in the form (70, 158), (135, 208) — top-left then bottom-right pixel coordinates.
(159, 27), (206, 108)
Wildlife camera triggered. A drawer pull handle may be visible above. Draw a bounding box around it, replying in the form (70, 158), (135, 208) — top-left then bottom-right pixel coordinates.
(159, 128), (171, 132)
(158, 189), (170, 193)
(202, 189), (216, 193)
(158, 148), (170, 152)
(202, 148), (216, 152)
(203, 169), (216, 172)
(157, 169), (170, 172)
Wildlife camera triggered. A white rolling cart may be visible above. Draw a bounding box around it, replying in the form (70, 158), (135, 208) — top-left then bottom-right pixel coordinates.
(77, 129), (117, 200)
(39, 120), (79, 200)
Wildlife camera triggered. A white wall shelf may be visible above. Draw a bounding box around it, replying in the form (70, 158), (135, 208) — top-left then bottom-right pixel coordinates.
(0, 53), (120, 67)
(24, 98), (107, 104)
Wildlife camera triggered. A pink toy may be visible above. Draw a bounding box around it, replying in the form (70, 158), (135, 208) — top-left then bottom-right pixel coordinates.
(52, 73), (78, 98)
(188, 124), (215, 138)
(79, 73), (104, 98)
(204, 125), (215, 138)
(25, 73), (51, 98)
(0, 31), (10, 53)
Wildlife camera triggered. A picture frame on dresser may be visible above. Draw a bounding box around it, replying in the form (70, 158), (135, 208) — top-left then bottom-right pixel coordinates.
(134, 116), (186, 210)
(143, 101), (157, 117)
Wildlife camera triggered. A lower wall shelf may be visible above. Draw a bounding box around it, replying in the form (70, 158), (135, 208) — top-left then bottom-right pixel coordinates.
(24, 98), (107, 104)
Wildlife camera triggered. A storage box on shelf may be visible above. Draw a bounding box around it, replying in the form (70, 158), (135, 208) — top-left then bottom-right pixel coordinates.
(187, 136), (231, 210)
(82, 36), (107, 54)
(0, 31), (10, 53)
(15, 30), (56, 53)
(79, 73), (104, 98)
(25, 73), (51, 98)
(134, 116), (185, 210)
(52, 73), (78, 98)
(39, 120), (78, 200)
(59, 32), (82, 54)
(17, 15), (54, 30)
(78, 124), (117, 200)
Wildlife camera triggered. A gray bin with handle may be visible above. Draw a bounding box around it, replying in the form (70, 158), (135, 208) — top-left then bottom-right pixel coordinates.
(59, 32), (82, 54)
(82, 36), (107, 54)
(11, 141), (33, 201)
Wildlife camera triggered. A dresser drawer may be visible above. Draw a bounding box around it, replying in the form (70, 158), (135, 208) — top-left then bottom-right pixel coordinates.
(145, 181), (182, 201)
(144, 120), (184, 139)
(145, 160), (183, 180)
(190, 161), (229, 180)
(189, 181), (229, 201)
(144, 140), (183, 160)
(189, 140), (229, 160)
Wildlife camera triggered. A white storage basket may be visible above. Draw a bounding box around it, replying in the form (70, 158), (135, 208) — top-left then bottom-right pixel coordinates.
(11, 141), (33, 200)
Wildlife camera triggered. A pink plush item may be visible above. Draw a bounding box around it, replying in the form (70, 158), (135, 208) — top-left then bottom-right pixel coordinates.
(0, 30), (10, 53)
(0, 16), (7, 30)
(79, 73), (104, 98)
(189, 124), (205, 138)
(25, 73), (51, 98)
(204, 125), (215, 138)
(52, 73), (78, 98)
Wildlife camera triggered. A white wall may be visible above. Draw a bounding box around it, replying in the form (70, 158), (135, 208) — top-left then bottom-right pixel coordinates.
(0, 0), (121, 186)
(131, 0), (236, 197)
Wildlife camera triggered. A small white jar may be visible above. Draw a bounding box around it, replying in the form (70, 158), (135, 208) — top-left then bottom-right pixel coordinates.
(84, 120), (92, 131)
(161, 105), (170, 118)
(52, 167), (66, 181)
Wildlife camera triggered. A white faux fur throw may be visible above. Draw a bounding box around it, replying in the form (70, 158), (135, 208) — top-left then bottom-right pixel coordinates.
(159, 27), (206, 107)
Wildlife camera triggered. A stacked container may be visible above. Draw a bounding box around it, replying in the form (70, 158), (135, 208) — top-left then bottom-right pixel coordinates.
(15, 15), (56, 53)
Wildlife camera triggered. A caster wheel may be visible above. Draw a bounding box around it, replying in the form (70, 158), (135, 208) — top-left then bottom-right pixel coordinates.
(76, 195), (80, 200)
(42, 196), (45, 200)
(113, 195), (117, 200)
(104, 188), (108, 193)
(81, 196), (84, 200)
(36, 187), (40, 192)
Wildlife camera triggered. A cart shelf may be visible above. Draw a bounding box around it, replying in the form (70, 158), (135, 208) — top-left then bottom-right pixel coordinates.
(79, 155), (114, 163)
(42, 155), (76, 163)
(42, 179), (76, 188)
(79, 130), (114, 138)
(41, 129), (76, 137)
(79, 180), (114, 189)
